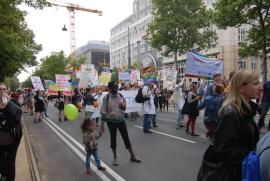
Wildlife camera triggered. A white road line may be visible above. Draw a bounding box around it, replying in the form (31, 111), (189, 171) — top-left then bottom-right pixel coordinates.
(44, 120), (111, 181)
(155, 115), (206, 129)
(134, 125), (196, 144)
(44, 118), (126, 181)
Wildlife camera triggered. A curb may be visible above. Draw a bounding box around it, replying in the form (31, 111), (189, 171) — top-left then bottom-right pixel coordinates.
(21, 116), (41, 181)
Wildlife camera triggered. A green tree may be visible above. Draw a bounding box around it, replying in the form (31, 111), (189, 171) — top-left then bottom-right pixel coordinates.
(33, 51), (70, 80)
(147, 0), (216, 75)
(70, 57), (86, 71)
(111, 67), (119, 82)
(0, 0), (49, 81)
(131, 62), (139, 69)
(213, 0), (270, 82)
(4, 76), (20, 91)
(21, 78), (32, 89)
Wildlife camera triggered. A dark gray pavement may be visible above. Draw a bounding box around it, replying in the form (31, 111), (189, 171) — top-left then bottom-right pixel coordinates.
(19, 101), (270, 181)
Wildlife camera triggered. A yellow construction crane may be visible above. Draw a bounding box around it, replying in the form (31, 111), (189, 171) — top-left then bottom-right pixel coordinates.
(48, 0), (102, 59)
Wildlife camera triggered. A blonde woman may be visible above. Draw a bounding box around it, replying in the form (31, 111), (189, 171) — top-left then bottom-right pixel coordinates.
(197, 70), (262, 181)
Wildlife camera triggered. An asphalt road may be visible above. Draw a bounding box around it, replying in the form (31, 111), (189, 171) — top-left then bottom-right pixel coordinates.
(23, 102), (269, 181)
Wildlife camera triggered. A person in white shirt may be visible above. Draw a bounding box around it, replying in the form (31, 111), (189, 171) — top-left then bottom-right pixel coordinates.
(142, 84), (156, 133)
(175, 78), (185, 129)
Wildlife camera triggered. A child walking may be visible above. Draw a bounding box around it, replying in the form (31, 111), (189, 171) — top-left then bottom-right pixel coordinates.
(81, 118), (106, 174)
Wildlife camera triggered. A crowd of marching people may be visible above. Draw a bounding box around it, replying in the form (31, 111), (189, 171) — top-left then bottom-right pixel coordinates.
(2, 69), (270, 180)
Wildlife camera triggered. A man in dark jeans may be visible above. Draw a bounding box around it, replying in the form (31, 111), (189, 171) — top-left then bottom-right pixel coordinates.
(0, 83), (22, 181)
(258, 81), (270, 131)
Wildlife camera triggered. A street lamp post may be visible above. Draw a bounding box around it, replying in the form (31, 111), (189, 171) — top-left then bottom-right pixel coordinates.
(128, 26), (131, 70)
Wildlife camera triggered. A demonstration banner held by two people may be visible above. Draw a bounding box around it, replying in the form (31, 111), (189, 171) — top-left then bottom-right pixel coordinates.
(90, 90), (143, 119)
(185, 51), (224, 78)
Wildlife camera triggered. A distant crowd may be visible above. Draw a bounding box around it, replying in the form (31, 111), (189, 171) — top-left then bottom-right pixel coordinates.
(1, 69), (270, 180)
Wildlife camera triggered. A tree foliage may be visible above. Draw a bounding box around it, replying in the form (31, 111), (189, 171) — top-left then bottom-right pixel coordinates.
(111, 67), (119, 82)
(70, 57), (86, 71)
(147, 0), (216, 72)
(213, 0), (270, 82)
(33, 51), (70, 80)
(4, 76), (20, 91)
(21, 78), (32, 89)
(0, 0), (49, 82)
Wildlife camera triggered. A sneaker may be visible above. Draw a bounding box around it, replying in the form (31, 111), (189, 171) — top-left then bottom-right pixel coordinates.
(98, 166), (106, 171)
(86, 168), (91, 175)
(153, 125), (158, 127)
(130, 156), (141, 163)
(59, 118), (62, 122)
(113, 158), (118, 166)
(34, 119), (37, 123)
(143, 130), (152, 133)
(64, 117), (68, 121)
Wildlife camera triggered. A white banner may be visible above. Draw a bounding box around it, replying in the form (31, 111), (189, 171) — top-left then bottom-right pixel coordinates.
(79, 64), (95, 88)
(120, 90), (142, 113)
(80, 64), (95, 80)
(165, 68), (175, 81)
(31, 76), (45, 91)
(91, 90), (142, 118)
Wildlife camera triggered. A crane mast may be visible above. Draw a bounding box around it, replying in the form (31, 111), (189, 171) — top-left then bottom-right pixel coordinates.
(48, 0), (102, 59)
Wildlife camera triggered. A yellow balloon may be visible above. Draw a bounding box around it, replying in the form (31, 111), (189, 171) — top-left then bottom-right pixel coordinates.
(64, 104), (78, 121)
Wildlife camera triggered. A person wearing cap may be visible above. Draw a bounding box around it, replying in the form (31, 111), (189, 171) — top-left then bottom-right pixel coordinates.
(100, 81), (141, 166)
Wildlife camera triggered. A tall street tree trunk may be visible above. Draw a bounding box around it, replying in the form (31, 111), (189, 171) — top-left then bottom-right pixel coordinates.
(262, 37), (267, 83)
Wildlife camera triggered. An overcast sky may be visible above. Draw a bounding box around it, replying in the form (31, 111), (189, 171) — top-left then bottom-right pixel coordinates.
(18, 0), (134, 82)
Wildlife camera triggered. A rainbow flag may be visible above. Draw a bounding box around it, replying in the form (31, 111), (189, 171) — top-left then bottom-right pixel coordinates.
(64, 64), (74, 73)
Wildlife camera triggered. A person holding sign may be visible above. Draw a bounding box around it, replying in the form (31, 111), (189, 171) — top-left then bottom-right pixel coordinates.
(83, 88), (95, 119)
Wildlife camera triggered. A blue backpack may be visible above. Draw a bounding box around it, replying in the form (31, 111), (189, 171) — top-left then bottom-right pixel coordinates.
(242, 146), (270, 181)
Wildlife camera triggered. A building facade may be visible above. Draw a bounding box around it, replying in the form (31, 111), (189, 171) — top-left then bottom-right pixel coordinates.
(75, 40), (110, 73)
(110, 0), (163, 70)
(110, 0), (268, 87)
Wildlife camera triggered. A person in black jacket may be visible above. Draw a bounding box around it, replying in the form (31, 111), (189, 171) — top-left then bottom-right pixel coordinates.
(0, 83), (22, 181)
(197, 70), (262, 181)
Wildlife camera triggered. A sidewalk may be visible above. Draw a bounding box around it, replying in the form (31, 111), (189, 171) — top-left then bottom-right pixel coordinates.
(15, 135), (32, 181)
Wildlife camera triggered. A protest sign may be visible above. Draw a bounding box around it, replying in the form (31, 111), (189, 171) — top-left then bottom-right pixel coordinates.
(119, 70), (131, 81)
(140, 65), (156, 84)
(185, 51), (223, 78)
(55, 74), (70, 91)
(31, 76), (45, 91)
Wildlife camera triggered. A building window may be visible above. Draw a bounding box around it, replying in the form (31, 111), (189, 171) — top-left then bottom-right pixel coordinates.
(238, 28), (245, 43)
(250, 57), (257, 70)
(238, 58), (246, 69)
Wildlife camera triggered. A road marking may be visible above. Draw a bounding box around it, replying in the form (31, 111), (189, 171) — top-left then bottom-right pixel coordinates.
(155, 115), (206, 129)
(44, 118), (126, 181)
(134, 125), (196, 144)
(44, 120), (112, 181)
